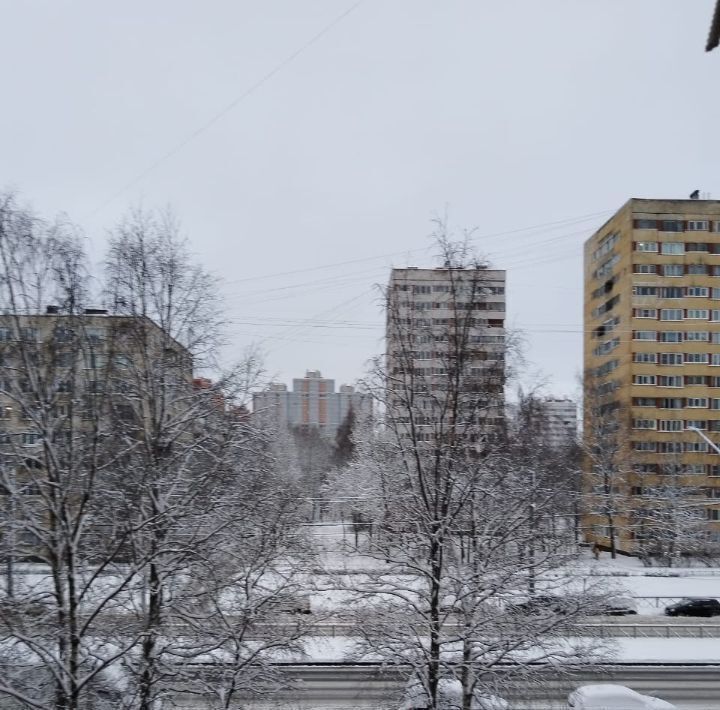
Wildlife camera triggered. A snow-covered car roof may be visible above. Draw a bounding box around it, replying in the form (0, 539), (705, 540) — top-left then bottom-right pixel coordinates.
(567, 684), (676, 709)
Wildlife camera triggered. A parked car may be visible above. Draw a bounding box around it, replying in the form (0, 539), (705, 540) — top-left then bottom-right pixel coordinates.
(664, 598), (720, 617)
(567, 684), (676, 709)
(510, 595), (572, 615)
(596, 596), (638, 616)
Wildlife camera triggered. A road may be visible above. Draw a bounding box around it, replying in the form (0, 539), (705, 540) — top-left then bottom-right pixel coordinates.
(167, 662), (720, 709)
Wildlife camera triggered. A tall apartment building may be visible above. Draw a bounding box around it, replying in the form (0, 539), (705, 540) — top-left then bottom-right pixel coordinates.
(584, 198), (720, 554)
(540, 397), (578, 447)
(386, 266), (506, 444)
(252, 370), (370, 439)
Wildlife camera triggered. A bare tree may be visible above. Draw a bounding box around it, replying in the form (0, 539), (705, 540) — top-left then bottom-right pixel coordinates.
(633, 455), (715, 567)
(347, 234), (609, 710)
(582, 368), (630, 559)
(0, 192), (139, 709)
(0, 197), (315, 709)
(102, 208), (317, 709)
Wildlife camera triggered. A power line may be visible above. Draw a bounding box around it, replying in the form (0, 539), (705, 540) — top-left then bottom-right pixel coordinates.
(86, 0), (367, 218)
(223, 210), (611, 288)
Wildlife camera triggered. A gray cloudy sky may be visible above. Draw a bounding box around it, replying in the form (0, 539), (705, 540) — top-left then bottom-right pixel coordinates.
(1, 1), (718, 397)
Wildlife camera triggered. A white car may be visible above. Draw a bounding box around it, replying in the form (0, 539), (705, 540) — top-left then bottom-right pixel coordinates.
(567, 684), (676, 709)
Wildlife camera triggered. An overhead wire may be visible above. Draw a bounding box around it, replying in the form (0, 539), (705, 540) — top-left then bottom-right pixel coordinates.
(85, 0), (368, 218)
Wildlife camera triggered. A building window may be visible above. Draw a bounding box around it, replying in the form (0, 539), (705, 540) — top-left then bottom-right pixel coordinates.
(686, 442), (709, 453)
(633, 264), (657, 274)
(633, 375), (656, 385)
(634, 464), (658, 474)
(687, 221), (709, 231)
(634, 220), (657, 230)
(635, 241), (658, 252)
(712, 399), (720, 410)
(633, 397), (656, 407)
(708, 509), (720, 521)
(686, 331), (710, 341)
(713, 266), (720, 277)
(660, 242), (685, 256)
(633, 352), (657, 363)
(658, 420), (683, 432)
(660, 352), (683, 365)
(633, 308), (657, 318)
(688, 264), (709, 275)
(659, 398), (684, 409)
(21, 432), (41, 446)
(713, 222), (720, 233)
(712, 354), (720, 367)
(687, 375), (708, 385)
(633, 441), (657, 452)
(633, 331), (657, 341)
(660, 221), (684, 233)
(687, 286), (709, 297)
(686, 309), (709, 319)
(660, 309), (684, 321)
(660, 331), (683, 343)
(658, 375), (683, 387)
(686, 419), (707, 430)
(633, 286), (657, 296)
(662, 264), (684, 276)
(660, 287), (684, 298)
(658, 442), (684, 454)
(633, 419), (656, 430)
(687, 398), (709, 408)
(86, 327), (105, 343)
(685, 353), (709, 364)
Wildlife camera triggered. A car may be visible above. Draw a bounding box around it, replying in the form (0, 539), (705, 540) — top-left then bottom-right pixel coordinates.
(597, 596), (638, 616)
(664, 597), (720, 617)
(510, 595), (572, 615)
(567, 683), (676, 709)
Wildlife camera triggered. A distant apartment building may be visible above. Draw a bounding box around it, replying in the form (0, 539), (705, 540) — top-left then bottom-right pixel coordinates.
(0, 308), (194, 556)
(252, 370), (369, 439)
(583, 198), (720, 554)
(540, 397), (578, 447)
(386, 266), (506, 444)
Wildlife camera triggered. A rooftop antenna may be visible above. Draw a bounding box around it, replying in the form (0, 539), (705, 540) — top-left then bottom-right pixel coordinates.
(689, 189), (700, 200)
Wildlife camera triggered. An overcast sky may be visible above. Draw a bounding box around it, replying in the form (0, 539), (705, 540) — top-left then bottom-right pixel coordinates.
(1, 1), (718, 398)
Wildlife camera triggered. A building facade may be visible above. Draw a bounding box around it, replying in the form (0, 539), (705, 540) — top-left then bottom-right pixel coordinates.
(540, 397), (578, 447)
(385, 266), (506, 445)
(583, 198), (720, 554)
(252, 370), (369, 439)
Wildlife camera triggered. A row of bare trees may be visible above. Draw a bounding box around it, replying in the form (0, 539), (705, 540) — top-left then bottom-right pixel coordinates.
(0, 194), (312, 709)
(322, 238), (609, 710)
(3, 195), (701, 710)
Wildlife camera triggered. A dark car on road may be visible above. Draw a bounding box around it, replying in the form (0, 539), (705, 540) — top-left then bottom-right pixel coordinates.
(664, 598), (720, 617)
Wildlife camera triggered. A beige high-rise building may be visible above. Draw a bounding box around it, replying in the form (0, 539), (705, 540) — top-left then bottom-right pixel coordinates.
(583, 198), (720, 555)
